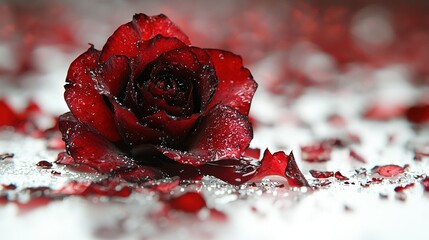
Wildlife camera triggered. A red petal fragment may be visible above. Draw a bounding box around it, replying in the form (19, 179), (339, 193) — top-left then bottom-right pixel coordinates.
(55, 179), (132, 198)
(0, 153), (14, 161)
(372, 164), (405, 177)
(159, 105), (253, 166)
(169, 192), (206, 213)
(110, 100), (164, 147)
(250, 149), (288, 182)
(100, 14), (190, 62)
(394, 183), (415, 192)
(301, 143), (332, 162)
(148, 178), (180, 193)
(116, 166), (165, 182)
(285, 152), (310, 187)
(309, 170), (334, 178)
(349, 150), (366, 163)
(198, 159), (258, 185)
(0, 99), (17, 127)
(334, 171), (349, 180)
(421, 177), (429, 192)
(65, 47), (121, 141)
(244, 147), (261, 159)
(58, 112), (132, 173)
(206, 49), (257, 115)
(93, 55), (130, 96)
(405, 103), (429, 124)
(363, 101), (406, 121)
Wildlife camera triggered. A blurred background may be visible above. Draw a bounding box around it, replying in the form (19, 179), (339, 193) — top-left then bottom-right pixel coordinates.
(1, 0), (428, 111)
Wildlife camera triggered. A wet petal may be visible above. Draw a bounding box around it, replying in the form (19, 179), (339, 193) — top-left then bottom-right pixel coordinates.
(64, 46), (121, 141)
(100, 14), (190, 62)
(58, 112), (133, 173)
(206, 49), (257, 115)
(158, 105), (253, 166)
(92, 55), (131, 96)
(141, 111), (200, 146)
(109, 99), (165, 147)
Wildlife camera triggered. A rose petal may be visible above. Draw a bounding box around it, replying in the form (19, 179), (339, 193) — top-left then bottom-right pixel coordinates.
(59, 112), (133, 173)
(116, 166), (165, 182)
(64, 46), (121, 141)
(100, 14), (190, 62)
(284, 152), (310, 187)
(92, 55), (131, 96)
(250, 150), (309, 187)
(109, 99), (164, 147)
(169, 192), (206, 213)
(206, 49), (257, 115)
(141, 111), (200, 146)
(250, 149), (288, 182)
(131, 36), (188, 79)
(158, 105), (253, 166)
(0, 99), (17, 127)
(405, 103), (429, 124)
(138, 47), (217, 114)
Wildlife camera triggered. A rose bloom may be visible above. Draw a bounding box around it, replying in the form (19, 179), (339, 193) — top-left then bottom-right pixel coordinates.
(58, 14), (258, 184)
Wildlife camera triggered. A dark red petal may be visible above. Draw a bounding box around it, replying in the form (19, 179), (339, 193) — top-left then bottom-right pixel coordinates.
(205, 49), (257, 115)
(300, 143), (332, 162)
(250, 149), (288, 182)
(405, 103), (429, 124)
(198, 159), (258, 185)
(169, 192), (206, 213)
(131, 36), (188, 78)
(334, 171), (349, 181)
(65, 46), (121, 141)
(116, 166), (165, 182)
(110, 99), (164, 147)
(58, 112), (133, 173)
(244, 147), (261, 159)
(309, 170), (335, 178)
(0, 99), (17, 127)
(158, 105), (253, 166)
(284, 152), (310, 187)
(140, 47), (217, 113)
(372, 164), (405, 177)
(140, 111), (199, 145)
(100, 14), (190, 62)
(93, 55), (131, 96)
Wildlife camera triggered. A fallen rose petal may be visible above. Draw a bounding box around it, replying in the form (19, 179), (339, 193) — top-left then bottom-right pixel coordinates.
(405, 103), (429, 124)
(301, 143), (332, 162)
(349, 150), (366, 163)
(422, 177), (429, 192)
(334, 171), (349, 180)
(285, 152), (310, 187)
(169, 192), (206, 213)
(309, 170), (334, 178)
(0, 99), (17, 127)
(372, 164), (405, 177)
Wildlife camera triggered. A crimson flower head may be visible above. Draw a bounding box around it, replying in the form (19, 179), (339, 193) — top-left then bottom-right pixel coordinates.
(58, 14), (258, 183)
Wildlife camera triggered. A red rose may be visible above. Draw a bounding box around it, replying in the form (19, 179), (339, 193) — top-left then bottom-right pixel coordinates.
(58, 14), (257, 183)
